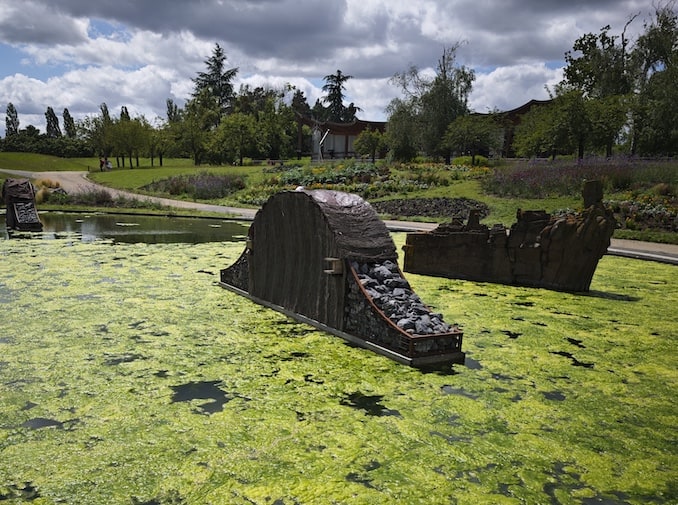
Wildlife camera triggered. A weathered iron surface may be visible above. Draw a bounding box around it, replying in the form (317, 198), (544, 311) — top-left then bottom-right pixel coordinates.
(403, 181), (616, 292)
(220, 189), (465, 366)
(2, 178), (43, 231)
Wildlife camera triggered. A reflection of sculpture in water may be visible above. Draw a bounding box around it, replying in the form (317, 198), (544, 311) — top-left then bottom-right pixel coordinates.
(2, 178), (43, 231)
(403, 181), (616, 292)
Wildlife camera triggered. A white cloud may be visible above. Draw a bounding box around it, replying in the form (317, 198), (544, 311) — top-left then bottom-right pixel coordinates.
(0, 0), (664, 136)
(470, 63), (563, 113)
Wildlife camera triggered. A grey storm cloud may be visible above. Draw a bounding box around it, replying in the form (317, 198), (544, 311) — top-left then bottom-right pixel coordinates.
(1, 0), (655, 76)
(0, 0), (663, 136)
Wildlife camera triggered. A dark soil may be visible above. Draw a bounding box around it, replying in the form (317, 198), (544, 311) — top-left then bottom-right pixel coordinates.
(371, 197), (490, 220)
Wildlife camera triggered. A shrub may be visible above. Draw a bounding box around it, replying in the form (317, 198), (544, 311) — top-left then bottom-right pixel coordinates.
(481, 158), (678, 199)
(142, 172), (246, 200)
(452, 155), (489, 167)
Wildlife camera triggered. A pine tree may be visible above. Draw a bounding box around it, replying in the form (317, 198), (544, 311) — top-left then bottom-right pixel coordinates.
(192, 43), (239, 118)
(321, 70), (360, 122)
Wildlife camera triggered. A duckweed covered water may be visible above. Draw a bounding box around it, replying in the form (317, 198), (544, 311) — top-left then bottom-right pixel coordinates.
(0, 233), (676, 504)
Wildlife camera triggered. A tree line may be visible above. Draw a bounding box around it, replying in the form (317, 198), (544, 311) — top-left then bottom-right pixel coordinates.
(1, 3), (675, 164)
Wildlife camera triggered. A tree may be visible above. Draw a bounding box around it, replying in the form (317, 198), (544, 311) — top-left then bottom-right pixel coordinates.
(587, 95), (628, 157)
(63, 108), (77, 138)
(119, 105), (130, 122)
(192, 43), (238, 119)
(45, 106), (62, 138)
(443, 114), (500, 165)
(354, 127), (385, 163)
(291, 88), (312, 157)
(166, 98), (181, 123)
(384, 98), (420, 162)
(321, 70), (361, 122)
(512, 103), (560, 158)
(388, 45), (475, 163)
(80, 103), (114, 158)
(111, 108), (149, 168)
(175, 89), (219, 165)
(562, 19), (637, 156)
(291, 89), (311, 117)
(631, 3), (678, 155)
(560, 4), (678, 156)
(213, 112), (258, 166)
(564, 23), (635, 99)
(420, 47), (475, 163)
(5, 102), (19, 137)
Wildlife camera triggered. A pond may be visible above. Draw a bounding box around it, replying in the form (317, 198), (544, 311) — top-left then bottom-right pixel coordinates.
(1, 212), (250, 243)
(0, 233), (675, 504)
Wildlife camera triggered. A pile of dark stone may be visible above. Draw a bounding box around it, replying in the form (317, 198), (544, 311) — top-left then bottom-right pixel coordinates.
(370, 197), (490, 219)
(350, 259), (454, 335)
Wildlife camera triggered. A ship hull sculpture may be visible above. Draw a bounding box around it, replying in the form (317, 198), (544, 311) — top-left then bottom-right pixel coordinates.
(220, 189), (465, 367)
(2, 178), (43, 232)
(403, 180), (616, 292)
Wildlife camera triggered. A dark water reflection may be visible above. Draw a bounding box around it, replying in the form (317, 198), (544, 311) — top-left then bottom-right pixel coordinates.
(3, 212), (250, 244)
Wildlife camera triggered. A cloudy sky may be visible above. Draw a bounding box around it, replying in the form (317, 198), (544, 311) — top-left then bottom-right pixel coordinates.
(0, 0), (657, 137)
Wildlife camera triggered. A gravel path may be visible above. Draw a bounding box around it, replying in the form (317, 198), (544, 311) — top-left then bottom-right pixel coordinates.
(0, 169), (258, 220)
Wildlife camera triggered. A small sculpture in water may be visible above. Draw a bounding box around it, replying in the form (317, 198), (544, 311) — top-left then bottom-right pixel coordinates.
(403, 180), (616, 292)
(2, 178), (43, 232)
(220, 189), (465, 367)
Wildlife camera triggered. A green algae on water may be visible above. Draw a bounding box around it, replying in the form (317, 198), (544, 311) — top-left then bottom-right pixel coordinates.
(0, 234), (676, 504)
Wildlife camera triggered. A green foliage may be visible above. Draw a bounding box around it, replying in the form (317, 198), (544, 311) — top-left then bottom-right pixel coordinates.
(481, 157), (677, 229)
(4, 102), (18, 136)
(353, 127), (386, 162)
(452, 155), (490, 167)
(556, 5), (678, 157)
(443, 114), (501, 164)
(191, 43), (238, 117)
(143, 172), (246, 200)
(388, 45), (475, 162)
(44, 106), (62, 138)
(320, 70), (359, 122)
(384, 98), (420, 162)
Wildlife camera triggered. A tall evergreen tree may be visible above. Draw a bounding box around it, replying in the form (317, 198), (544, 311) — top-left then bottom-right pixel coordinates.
(192, 43), (238, 118)
(45, 106), (62, 138)
(321, 70), (360, 122)
(5, 102), (19, 136)
(63, 108), (77, 138)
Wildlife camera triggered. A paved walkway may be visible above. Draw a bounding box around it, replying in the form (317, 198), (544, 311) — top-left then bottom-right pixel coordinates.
(3, 169), (677, 265)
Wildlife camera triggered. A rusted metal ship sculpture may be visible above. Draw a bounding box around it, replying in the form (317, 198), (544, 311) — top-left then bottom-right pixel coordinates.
(403, 180), (616, 292)
(220, 189), (464, 367)
(2, 178), (43, 232)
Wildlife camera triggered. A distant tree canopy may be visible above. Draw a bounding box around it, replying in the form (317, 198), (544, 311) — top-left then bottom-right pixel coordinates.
(354, 127), (386, 163)
(2, 8), (676, 163)
(516, 3), (678, 158)
(386, 44), (475, 162)
(443, 114), (501, 165)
